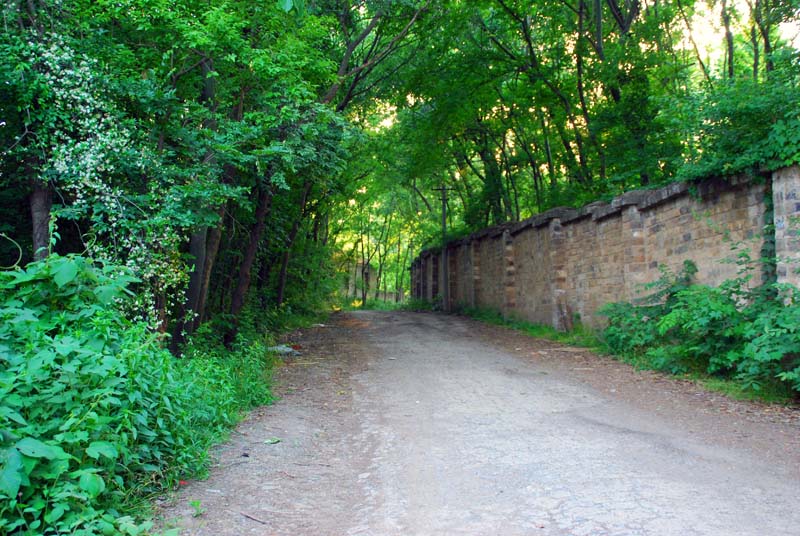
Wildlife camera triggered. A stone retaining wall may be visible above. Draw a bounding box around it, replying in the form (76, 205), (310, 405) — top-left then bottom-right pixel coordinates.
(411, 166), (800, 329)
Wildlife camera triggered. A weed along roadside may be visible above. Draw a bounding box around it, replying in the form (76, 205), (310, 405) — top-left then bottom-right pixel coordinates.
(0, 256), (282, 534)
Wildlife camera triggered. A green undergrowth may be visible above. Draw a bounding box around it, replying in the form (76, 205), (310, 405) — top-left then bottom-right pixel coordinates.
(695, 376), (794, 404)
(365, 299), (405, 311)
(334, 296), (407, 311)
(600, 258), (799, 404)
(399, 297), (438, 312)
(458, 306), (602, 350)
(0, 255), (276, 535)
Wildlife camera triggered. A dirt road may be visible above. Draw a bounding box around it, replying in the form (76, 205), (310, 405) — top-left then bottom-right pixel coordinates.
(160, 310), (800, 535)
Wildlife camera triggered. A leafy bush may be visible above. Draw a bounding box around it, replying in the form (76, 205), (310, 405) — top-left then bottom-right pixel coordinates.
(600, 260), (697, 357)
(739, 287), (800, 392)
(600, 256), (800, 398)
(399, 297), (437, 312)
(676, 77), (800, 179)
(654, 284), (745, 374)
(600, 301), (660, 356)
(0, 255), (273, 535)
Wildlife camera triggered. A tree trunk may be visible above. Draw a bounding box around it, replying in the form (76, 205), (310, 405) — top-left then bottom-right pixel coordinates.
(170, 227), (207, 354)
(751, 24), (760, 80)
(538, 111), (557, 190)
(721, 0), (735, 79)
(361, 265), (370, 307)
(752, 0), (774, 74)
(276, 181), (313, 306)
(577, 2), (606, 181)
(172, 54), (219, 351)
(374, 247), (384, 302)
(195, 206), (225, 327)
(763, 30), (773, 73)
(226, 184), (273, 344)
(30, 178), (51, 261)
(477, 135), (506, 225)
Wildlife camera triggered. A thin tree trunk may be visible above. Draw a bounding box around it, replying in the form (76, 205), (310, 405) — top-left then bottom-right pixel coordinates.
(722, 0), (735, 79)
(477, 132), (507, 224)
(751, 24), (760, 80)
(577, 1), (606, 181)
(763, 31), (774, 73)
(195, 205), (225, 327)
(30, 178), (51, 261)
(675, 0), (713, 85)
(538, 111), (557, 189)
(360, 235), (369, 307)
(226, 184), (273, 344)
(361, 265), (370, 306)
(375, 250), (383, 302)
(170, 227), (208, 354)
(276, 181), (313, 306)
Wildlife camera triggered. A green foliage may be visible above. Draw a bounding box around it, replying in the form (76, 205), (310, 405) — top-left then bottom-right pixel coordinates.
(0, 255), (273, 534)
(766, 116), (800, 169)
(655, 284), (745, 374)
(601, 261), (698, 359)
(599, 301), (661, 357)
(676, 78), (800, 180)
(398, 298), (437, 312)
(600, 257), (800, 398)
(362, 299), (405, 311)
(740, 287), (800, 392)
(459, 306), (600, 349)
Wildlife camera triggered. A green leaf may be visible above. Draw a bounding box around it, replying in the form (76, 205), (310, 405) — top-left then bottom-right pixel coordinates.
(278, 0), (293, 12)
(40, 458), (70, 480)
(53, 259), (79, 288)
(44, 504), (66, 524)
(86, 441), (118, 460)
(79, 472), (105, 498)
(94, 285), (119, 305)
(0, 406), (27, 425)
(16, 438), (68, 460)
(0, 449), (23, 497)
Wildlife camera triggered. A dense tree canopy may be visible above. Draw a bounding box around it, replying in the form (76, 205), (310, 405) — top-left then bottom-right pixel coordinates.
(1, 0), (799, 322)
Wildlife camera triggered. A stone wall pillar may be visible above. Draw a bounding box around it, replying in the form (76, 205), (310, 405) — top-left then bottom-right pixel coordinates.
(421, 256), (428, 299)
(503, 230), (516, 316)
(410, 261), (416, 299)
(462, 242), (472, 308)
(548, 218), (571, 330)
(471, 240), (481, 307)
(773, 165), (800, 287)
(622, 205), (647, 301)
(448, 245), (458, 309)
(431, 253), (439, 299)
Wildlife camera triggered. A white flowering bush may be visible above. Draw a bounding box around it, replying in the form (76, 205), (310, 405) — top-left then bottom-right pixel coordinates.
(1, 32), (236, 327)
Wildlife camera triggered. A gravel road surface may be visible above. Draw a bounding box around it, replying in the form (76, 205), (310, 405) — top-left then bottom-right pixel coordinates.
(160, 310), (800, 535)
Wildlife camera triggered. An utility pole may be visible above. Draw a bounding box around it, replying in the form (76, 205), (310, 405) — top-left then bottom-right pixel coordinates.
(432, 184), (453, 312)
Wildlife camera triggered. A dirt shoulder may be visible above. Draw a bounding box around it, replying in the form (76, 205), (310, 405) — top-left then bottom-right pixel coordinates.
(156, 313), (374, 534)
